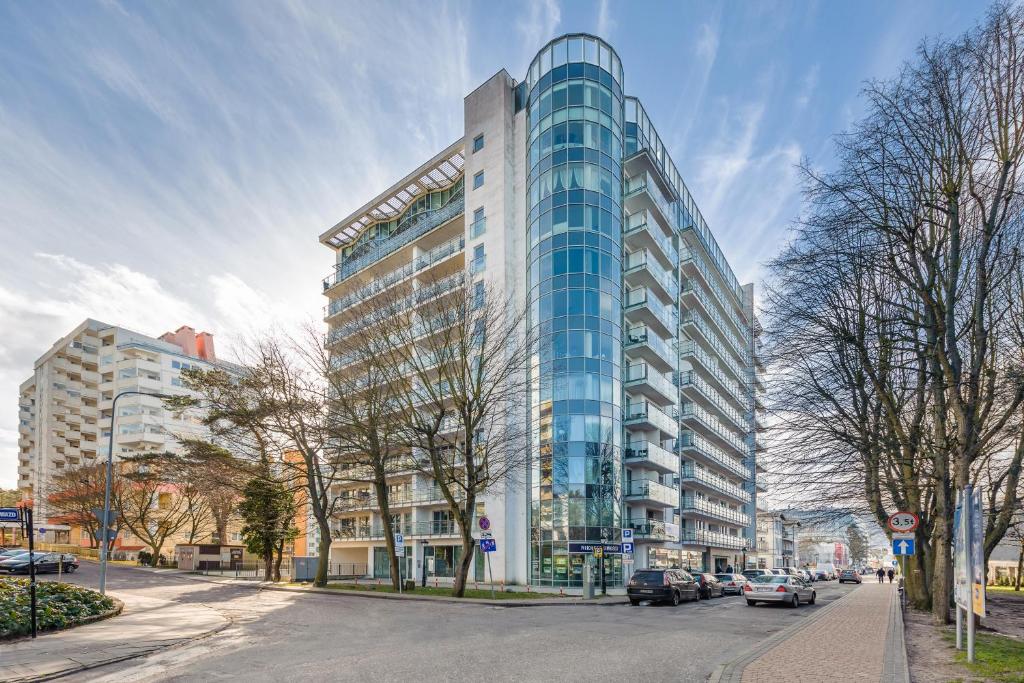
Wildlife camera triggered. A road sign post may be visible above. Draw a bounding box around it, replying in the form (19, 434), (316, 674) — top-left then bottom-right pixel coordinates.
(479, 537), (497, 598)
(394, 533), (404, 594)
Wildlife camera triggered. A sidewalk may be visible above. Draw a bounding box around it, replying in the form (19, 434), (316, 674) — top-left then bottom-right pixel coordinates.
(1, 585), (229, 682)
(713, 582), (910, 683)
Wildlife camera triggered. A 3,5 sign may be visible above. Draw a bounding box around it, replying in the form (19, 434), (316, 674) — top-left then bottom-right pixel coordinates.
(887, 511), (919, 533)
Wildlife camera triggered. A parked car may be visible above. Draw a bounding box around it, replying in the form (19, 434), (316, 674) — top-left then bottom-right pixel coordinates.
(696, 573), (725, 599)
(813, 569), (830, 581)
(714, 573), (749, 595)
(798, 569), (814, 582)
(0, 552), (78, 575)
(744, 575), (817, 607)
(627, 569), (700, 606)
(838, 569), (862, 584)
(742, 568), (773, 580)
(0, 548), (29, 560)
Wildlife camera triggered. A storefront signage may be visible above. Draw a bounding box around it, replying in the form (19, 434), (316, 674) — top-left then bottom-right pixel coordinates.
(568, 543), (622, 554)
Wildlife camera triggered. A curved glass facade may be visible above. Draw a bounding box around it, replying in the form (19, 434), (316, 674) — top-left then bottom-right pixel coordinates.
(526, 35), (625, 587)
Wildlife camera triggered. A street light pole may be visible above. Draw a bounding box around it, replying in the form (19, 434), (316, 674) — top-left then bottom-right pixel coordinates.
(99, 389), (170, 595)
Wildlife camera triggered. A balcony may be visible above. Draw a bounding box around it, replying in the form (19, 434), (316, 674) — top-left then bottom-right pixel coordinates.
(680, 496), (750, 526)
(680, 247), (749, 342)
(623, 210), (677, 269)
(624, 402), (677, 441)
(677, 431), (750, 480)
(624, 250), (677, 303)
(680, 311), (748, 383)
(679, 464), (751, 503)
(625, 363), (676, 406)
(677, 403), (748, 456)
(677, 340), (748, 409)
(325, 235), (465, 318)
(324, 189), (465, 289)
(626, 518), (680, 542)
(624, 441), (679, 474)
(624, 326), (676, 374)
(625, 478), (678, 507)
(680, 281), (749, 364)
(679, 529), (748, 550)
(677, 371), (748, 432)
(624, 171), (677, 233)
(625, 288), (676, 339)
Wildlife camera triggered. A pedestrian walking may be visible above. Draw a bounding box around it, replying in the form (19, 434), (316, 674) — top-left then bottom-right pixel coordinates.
(887, 568), (894, 583)
(876, 567), (885, 583)
(726, 564), (733, 574)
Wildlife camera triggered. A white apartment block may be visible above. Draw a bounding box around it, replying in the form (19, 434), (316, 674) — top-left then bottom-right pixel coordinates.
(319, 33), (766, 588)
(17, 319), (227, 539)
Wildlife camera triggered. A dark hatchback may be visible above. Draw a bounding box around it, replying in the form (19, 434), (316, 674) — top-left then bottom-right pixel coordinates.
(0, 552), (79, 575)
(696, 573), (725, 599)
(627, 569), (700, 606)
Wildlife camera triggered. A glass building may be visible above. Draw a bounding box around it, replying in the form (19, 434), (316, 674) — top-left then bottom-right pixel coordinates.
(318, 34), (765, 589)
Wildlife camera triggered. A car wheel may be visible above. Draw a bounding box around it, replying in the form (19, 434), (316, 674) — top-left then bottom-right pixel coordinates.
(66, 566), (76, 573)
(809, 591), (816, 605)
(791, 594), (800, 608)
(746, 600), (756, 606)
(629, 599), (640, 606)
(691, 591), (700, 602)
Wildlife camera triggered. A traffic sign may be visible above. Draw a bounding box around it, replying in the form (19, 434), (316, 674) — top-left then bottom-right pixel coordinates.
(622, 528), (633, 542)
(0, 508), (20, 522)
(622, 542), (634, 554)
(887, 511), (919, 533)
(479, 538), (497, 553)
(478, 516), (490, 531)
(91, 508), (119, 527)
(93, 528), (118, 543)
(37, 528), (46, 535)
(892, 537), (915, 556)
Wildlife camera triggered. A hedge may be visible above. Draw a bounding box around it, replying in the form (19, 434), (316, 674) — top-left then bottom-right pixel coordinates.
(1, 577), (117, 639)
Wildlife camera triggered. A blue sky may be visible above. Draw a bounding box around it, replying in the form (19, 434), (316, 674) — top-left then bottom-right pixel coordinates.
(0, 0), (991, 487)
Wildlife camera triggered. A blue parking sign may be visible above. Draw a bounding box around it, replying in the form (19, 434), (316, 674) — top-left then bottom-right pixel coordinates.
(622, 542), (634, 554)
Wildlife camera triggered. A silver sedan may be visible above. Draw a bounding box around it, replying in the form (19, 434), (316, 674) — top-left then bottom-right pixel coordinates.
(744, 575), (817, 607)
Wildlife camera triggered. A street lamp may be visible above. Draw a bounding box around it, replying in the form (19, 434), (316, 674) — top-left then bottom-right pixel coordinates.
(98, 389), (171, 595)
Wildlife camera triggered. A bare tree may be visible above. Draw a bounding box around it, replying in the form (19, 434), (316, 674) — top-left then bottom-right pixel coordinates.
(46, 463), (121, 549)
(379, 272), (531, 596)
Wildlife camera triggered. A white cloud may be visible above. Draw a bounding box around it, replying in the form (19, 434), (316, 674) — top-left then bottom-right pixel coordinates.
(517, 0), (562, 64)
(596, 0), (615, 40)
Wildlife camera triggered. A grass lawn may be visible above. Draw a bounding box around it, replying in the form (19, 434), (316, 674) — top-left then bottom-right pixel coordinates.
(987, 585), (1024, 594)
(943, 630), (1024, 682)
(315, 582), (568, 600)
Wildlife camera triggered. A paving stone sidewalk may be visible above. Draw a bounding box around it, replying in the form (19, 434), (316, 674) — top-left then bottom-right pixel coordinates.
(714, 582), (910, 683)
(1, 587), (229, 682)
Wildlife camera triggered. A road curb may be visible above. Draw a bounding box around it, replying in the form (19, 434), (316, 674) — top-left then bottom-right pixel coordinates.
(882, 587), (911, 683)
(707, 585), (858, 683)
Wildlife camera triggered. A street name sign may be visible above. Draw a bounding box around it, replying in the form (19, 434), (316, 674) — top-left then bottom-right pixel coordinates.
(0, 508), (20, 522)
(479, 538), (497, 553)
(887, 511), (919, 533)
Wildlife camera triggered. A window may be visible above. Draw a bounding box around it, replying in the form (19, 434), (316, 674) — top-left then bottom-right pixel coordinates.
(474, 281), (486, 309)
(471, 207), (486, 238)
(473, 134), (484, 153)
(473, 171), (485, 189)
(471, 244), (486, 274)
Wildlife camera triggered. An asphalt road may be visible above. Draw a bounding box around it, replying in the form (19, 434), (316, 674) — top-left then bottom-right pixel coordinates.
(47, 563), (861, 682)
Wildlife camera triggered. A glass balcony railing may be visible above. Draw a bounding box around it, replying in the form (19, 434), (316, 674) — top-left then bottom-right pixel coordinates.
(680, 280), (749, 363)
(325, 235), (464, 315)
(625, 440), (679, 472)
(680, 311), (748, 383)
(624, 250), (678, 300)
(625, 288), (677, 334)
(677, 340), (747, 408)
(624, 210), (677, 265)
(679, 529), (748, 550)
(676, 371), (749, 432)
(626, 363), (677, 403)
(678, 402), (748, 455)
(676, 431), (750, 480)
(470, 216), (486, 239)
(680, 247), (749, 342)
(325, 189), (465, 288)
(625, 401), (678, 437)
(626, 518), (680, 542)
(624, 172), (677, 231)
(625, 478), (678, 506)
(679, 463), (751, 503)
(680, 495), (750, 526)
(625, 326), (676, 370)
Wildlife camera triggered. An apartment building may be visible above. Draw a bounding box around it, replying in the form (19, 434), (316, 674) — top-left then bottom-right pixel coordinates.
(17, 319), (228, 541)
(319, 33), (765, 588)
(755, 510), (800, 569)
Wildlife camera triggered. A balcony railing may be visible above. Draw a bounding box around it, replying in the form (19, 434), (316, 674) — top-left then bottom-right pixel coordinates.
(679, 464), (751, 503)
(677, 340), (747, 407)
(624, 441), (679, 472)
(680, 247), (749, 341)
(625, 287), (677, 336)
(680, 311), (748, 382)
(325, 235), (464, 314)
(625, 401), (678, 438)
(676, 431), (750, 480)
(624, 171), (677, 231)
(624, 250), (678, 300)
(325, 189), (464, 287)
(676, 371), (748, 431)
(626, 363), (677, 404)
(680, 496), (750, 526)
(679, 529), (748, 550)
(626, 518), (680, 542)
(625, 478), (678, 506)
(680, 281), (750, 363)
(677, 403), (748, 455)
(624, 210), (677, 265)
(625, 326), (676, 371)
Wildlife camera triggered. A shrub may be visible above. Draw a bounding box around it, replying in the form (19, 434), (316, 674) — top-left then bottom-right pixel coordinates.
(0, 577), (116, 638)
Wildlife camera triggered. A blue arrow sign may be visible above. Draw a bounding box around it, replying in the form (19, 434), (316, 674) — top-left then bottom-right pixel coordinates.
(892, 538), (915, 556)
(0, 508), (20, 522)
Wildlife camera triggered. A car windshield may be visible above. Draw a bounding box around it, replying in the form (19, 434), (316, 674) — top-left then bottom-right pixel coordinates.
(631, 571), (663, 582)
(753, 576), (789, 584)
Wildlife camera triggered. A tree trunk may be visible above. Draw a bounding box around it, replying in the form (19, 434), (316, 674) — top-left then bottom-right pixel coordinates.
(1016, 543), (1023, 591)
(452, 513), (475, 597)
(273, 538), (284, 583)
(314, 520), (332, 587)
(374, 480), (401, 590)
(263, 549), (274, 582)
(931, 515), (953, 624)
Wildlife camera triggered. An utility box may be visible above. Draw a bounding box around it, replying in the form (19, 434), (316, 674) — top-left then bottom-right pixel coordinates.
(583, 562), (594, 599)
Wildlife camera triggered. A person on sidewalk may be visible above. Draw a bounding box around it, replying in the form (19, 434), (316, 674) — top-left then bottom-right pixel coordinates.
(876, 567), (885, 583)
(887, 568), (895, 583)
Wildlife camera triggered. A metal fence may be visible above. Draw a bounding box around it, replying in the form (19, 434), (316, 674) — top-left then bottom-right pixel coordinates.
(191, 562), (290, 580)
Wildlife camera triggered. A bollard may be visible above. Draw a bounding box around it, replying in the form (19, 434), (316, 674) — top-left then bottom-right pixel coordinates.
(435, 578), (439, 588)
(560, 587), (564, 597)
(377, 578), (381, 586)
